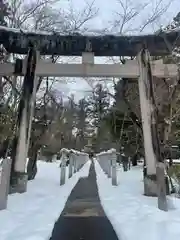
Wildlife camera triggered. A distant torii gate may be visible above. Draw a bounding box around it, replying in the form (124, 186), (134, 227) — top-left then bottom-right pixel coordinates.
(0, 26), (179, 211)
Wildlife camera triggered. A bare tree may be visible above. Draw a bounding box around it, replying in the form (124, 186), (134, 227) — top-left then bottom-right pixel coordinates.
(109, 0), (173, 34)
(0, 0), (99, 186)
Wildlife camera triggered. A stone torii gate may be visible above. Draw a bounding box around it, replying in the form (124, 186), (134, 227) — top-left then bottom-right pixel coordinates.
(0, 26), (179, 211)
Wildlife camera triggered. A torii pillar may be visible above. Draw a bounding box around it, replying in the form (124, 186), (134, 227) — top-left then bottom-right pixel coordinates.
(137, 48), (167, 211)
(10, 47), (39, 194)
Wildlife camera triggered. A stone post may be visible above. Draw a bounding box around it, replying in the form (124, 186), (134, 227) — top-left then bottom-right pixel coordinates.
(73, 153), (77, 173)
(68, 150), (74, 178)
(111, 149), (117, 186)
(77, 153), (82, 171)
(104, 153), (109, 175)
(156, 162), (168, 211)
(0, 158), (12, 210)
(60, 149), (68, 185)
(107, 152), (112, 178)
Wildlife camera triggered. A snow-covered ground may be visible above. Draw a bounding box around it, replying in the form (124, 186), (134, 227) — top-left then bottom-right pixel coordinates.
(95, 160), (180, 240)
(2, 159), (180, 240)
(0, 160), (91, 240)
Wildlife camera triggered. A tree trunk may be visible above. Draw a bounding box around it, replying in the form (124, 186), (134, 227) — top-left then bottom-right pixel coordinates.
(132, 153), (138, 166)
(169, 157), (173, 167)
(0, 138), (10, 158)
(27, 147), (38, 180)
(122, 156), (128, 171)
(46, 155), (53, 162)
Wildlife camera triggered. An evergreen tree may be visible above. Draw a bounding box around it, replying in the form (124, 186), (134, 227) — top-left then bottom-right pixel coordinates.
(86, 83), (110, 151)
(106, 79), (142, 162)
(87, 83), (109, 127)
(75, 98), (89, 149)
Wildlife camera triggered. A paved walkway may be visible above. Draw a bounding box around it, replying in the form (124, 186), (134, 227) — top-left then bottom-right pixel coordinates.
(49, 162), (119, 240)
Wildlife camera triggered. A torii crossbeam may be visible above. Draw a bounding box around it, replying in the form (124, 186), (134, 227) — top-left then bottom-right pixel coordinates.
(0, 26), (180, 56)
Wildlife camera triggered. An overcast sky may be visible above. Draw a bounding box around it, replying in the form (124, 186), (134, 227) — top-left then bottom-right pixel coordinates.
(60, 0), (179, 31)
(53, 0), (179, 102)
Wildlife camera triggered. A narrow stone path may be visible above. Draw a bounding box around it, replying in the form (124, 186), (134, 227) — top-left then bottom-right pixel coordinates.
(49, 162), (119, 240)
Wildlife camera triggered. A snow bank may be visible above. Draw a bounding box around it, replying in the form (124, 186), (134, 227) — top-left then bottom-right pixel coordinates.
(95, 160), (180, 240)
(0, 160), (91, 240)
(167, 159), (180, 164)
